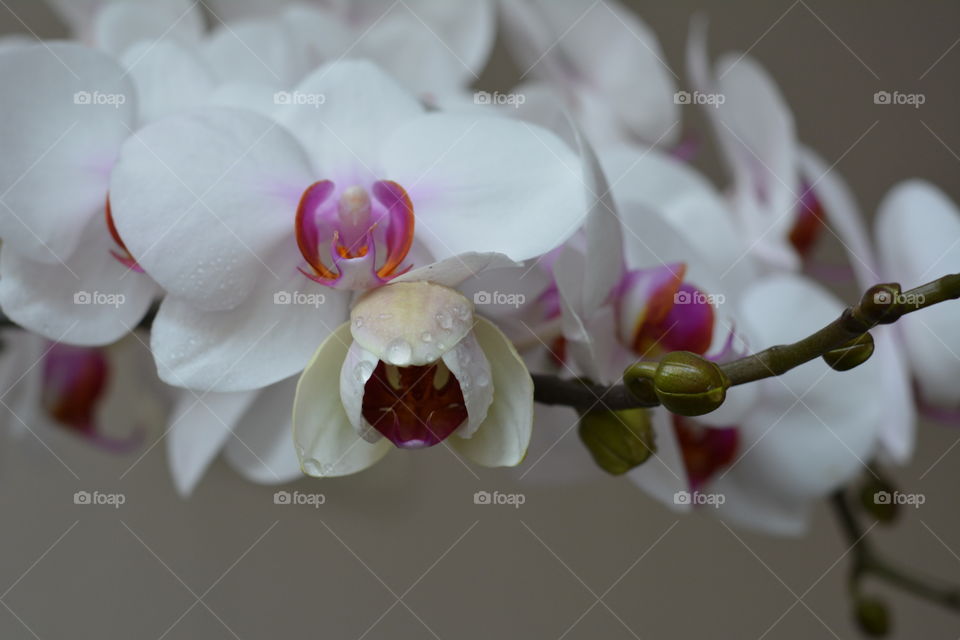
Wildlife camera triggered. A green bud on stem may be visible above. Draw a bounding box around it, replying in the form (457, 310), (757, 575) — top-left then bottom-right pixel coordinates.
(823, 333), (875, 371)
(578, 408), (655, 475)
(624, 352), (729, 416)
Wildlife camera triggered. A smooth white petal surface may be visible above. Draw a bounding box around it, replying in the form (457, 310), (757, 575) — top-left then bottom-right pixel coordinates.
(877, 180), (960, 409)
(799, 148), (915, 462)
(167, 388), (258, 496)
(382, 114), (585, 262)
(394, 253), (519, 288)
(150, 242), (349, 392)
(500, 0), (677, 144)
(278, 60), (424, 178)
(294, 323), (392, 477)
(225, 377), (303, 485)
(735, 274), (882, 501)
(0, 215), (157, 346)
(121, 40), (216, 124)
(109, 108), (313, 310)
(449, 318), (532, 467)
(0, 43), (136, 262)
(93, 0), (204, 55)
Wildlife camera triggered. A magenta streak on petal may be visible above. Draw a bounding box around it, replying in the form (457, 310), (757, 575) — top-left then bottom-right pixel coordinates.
(615, 262), (685, 350)
(372, 180), (415, 279)
(707, 324), (747, 365)
(536, 282), (562, 320)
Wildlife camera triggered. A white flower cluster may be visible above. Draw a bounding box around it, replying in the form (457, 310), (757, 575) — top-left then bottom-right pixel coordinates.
(0, 0), (956, 538)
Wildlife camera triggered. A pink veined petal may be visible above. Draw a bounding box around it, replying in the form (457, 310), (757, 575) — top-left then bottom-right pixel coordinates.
(295, 180), (337, 280)
(372, 180), (416, 280)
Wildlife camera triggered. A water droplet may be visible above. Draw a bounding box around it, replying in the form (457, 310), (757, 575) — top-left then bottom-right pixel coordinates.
(476, 371), (490, 387)
(421, 331), (433, 343)
(454, 304), (469, 320)
(354, 316), (364, 328)
(385, 338), (413, 366)
(322, 463), (335, 475)
(378, 312), (393, 320)
(303, 459), (324, 475)
(354, 361), (374, 383)
(435, 310), (453, 330)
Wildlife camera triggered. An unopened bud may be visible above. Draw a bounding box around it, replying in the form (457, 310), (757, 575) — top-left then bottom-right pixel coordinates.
(625, 352), (729, 416)
(579, 408), (655, 475)
(858, 283), (902, 325)
(854, 596), (890, 637)
(823, 333), (875, 371)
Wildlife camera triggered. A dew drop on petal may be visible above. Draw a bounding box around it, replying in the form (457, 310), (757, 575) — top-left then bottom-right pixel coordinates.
(476, 371), (490, 387)
(421, 331), (433, 343)
(435, 310), (454, 331)
(385, 338), (413, 366)
(354, 316), (364, 328)
(303, 458), (323, 475)
(454, 304), (469, 321)
(378, 312), (393, 320)
(354, 361), (374, 383)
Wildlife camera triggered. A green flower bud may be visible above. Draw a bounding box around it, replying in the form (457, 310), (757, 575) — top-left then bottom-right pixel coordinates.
(579, 408), (655, 475)
(854, 596), (890, 637)
(823, 333), (875, 371)
(625, 352), (729, 417)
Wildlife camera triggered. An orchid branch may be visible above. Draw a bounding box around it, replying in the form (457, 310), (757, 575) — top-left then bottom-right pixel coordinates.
(831, 489), (960, 633)
(532, 273), (960, 412)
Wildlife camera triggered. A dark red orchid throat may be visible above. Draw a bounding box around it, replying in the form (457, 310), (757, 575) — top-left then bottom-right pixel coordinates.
(105, 196), (144, 273)
(296, 180), (415, 287)
(40, 344), (143, 453)
(673, 415), (739, 492)
(789, 183), (827, 258)
(361, 360), (468, 449)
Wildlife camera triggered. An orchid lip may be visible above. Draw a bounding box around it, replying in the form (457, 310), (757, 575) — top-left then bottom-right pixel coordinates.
(295, 180), (415, 289)
(361, 359), (467, 449)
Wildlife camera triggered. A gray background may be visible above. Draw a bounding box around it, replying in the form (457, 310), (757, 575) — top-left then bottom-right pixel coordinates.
(2, 1), (959, 638)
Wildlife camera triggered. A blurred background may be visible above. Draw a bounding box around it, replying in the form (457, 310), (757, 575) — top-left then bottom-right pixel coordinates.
(1, 1), (959, 637)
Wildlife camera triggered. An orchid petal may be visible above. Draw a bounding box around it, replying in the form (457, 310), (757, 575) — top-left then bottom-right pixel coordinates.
(109, 108), (314, 310)
(0, 43), (136, 262)
(448, 318), (532, 467)
(382, 113), (586, 262)
(294, 323), (392, 477)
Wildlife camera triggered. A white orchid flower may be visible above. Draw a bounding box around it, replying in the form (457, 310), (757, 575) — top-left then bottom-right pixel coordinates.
(294, 280), (532, 476)
(499, 0), (679, 147)
(0, 43), (162, 345)
(108, 59), (587, 393)
(876, 181), (960, 418)
(204, 0), (495, 97)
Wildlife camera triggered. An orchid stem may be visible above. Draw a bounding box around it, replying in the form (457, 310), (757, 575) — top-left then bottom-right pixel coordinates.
(532, 273), (960, 411)
(830, 491), (960, 612)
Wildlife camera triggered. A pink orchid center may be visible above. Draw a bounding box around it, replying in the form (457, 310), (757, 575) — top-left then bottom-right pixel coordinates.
(296, 180), (415, 288)
(622, 264), (716, 357)
(105, 196), (144, 273)
(673, 415), (739, 492)
(361, 360), (467, 449)
(40, 343), (143, 453)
